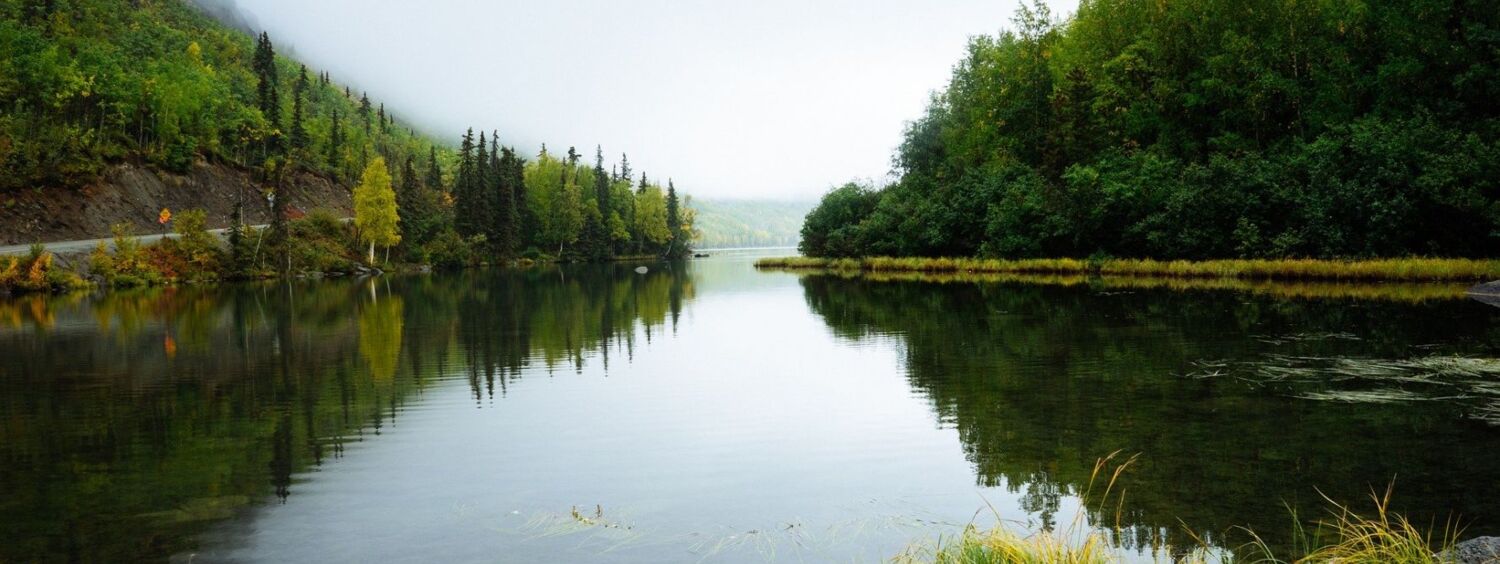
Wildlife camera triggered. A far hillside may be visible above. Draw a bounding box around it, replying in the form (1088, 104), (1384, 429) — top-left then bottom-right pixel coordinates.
(691, 198), (814, 249)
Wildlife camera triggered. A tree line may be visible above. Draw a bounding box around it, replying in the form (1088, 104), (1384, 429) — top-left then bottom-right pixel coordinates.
(1, 0), (694, 267)
(801, 0), (1499, 260)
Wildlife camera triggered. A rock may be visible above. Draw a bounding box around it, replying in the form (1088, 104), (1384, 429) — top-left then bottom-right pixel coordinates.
(1470, 281), (1500, 309)
(1445, 536), (1500, 563)
(1470, 281), (1500, 296)
(634, 266), (649, 274)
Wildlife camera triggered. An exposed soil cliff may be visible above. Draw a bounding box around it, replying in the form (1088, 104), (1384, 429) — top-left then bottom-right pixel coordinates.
(0, 160), (352, 246)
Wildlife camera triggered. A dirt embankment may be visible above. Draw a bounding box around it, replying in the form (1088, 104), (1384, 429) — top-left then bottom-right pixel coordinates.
(0, 160), (352, 246)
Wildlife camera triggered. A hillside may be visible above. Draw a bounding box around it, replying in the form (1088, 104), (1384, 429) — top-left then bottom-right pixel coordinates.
(691, 198), (813, 249)
(0, 0), (442, 247)
(0, 0), (697, 262)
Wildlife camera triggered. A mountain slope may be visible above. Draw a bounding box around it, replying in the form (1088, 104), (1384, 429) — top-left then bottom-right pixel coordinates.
(0, 0), (443, 195)
(690, 198), (814, 249)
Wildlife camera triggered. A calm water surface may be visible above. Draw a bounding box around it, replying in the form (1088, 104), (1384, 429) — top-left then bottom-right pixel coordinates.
(2, 250), (1498, 562)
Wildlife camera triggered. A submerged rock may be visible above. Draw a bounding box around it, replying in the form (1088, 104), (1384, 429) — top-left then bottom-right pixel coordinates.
(1446, 536), (1500, 563)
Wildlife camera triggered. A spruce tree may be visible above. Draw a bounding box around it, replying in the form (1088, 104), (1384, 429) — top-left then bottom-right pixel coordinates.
(252, 32), (282, 156)
(618, 153), (631, 187)
(290, 65), (309, 153)
(358, 93), (372, 131)
(425, 146), (443, 191)
(593, 145), (609, 212)
(327, 109), (343, 176)
(666, 179), (682, 257)
(378, 103), (387, 134)
(398, 155), (421, 242)
(483, 133), (502, 251)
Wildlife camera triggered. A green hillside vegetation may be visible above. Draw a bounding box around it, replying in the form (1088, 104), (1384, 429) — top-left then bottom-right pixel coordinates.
(0, 0), (435, 188)
(800, 0), (1500, 260)
(691, 198), (813, 249)
(0, 0), (695, 289)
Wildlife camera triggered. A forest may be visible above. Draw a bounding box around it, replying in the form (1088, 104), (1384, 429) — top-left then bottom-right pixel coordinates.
(0, 0), (694, 275)
(800, 0), (1500, 260)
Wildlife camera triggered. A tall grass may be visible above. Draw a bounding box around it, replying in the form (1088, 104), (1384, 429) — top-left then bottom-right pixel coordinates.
(891, 453), (1200, 564)
(756, 256), (1500, 282)
(893, 456), (1462, 564)
(1241, 484), (1462, 564)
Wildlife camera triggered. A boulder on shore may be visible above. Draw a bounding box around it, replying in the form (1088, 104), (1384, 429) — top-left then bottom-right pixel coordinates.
(1470, 281), (1500, 309)
(1445, 536), (1500, 563)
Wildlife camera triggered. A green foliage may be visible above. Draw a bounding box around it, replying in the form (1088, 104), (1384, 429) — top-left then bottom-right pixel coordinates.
(354, 157), (399, 263)
(0, 0), (447, 191)
(798, 182), (880, 257)
(802, 0), (1500, 259)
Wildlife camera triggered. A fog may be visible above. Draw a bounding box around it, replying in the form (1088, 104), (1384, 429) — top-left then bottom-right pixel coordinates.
(222, 0), (1077, 199)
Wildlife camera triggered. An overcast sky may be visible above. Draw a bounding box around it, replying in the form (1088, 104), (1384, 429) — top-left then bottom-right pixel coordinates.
(231, 0), (1078, 199)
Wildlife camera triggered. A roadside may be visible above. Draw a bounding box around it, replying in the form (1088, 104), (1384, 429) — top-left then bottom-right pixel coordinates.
(0, 225), (268, 258)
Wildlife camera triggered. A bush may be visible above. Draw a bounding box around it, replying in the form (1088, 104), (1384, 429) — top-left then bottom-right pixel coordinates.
(422, 230), (475, 270)
(1, 245), (89, 294)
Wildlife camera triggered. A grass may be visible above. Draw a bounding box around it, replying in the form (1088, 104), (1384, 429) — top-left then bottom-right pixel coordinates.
(794, 269), (1474, 302)
(755, 256), (1500, 282)
(891, 453), (1204, 564)
(893, 454), (1463, 564)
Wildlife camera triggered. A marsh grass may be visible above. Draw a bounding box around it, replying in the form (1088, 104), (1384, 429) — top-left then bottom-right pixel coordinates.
(894, 455), (1463, 564)
(762, 266), (1473, 303)
(890, 452), (1222, 564)
(755, 256), (1500, 282)
(1240, 484), (1462, 564)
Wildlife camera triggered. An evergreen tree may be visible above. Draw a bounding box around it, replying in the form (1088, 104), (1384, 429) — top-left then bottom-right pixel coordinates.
(290, 65), (309, 153)
(252, 32), (279, 125)
(483, 133), (502, 252)
(618, 153), (631, 186)
(665, 179), (683, 257)
(425, 146), (443, 191)
(454, 130), (487, 238)
(378, 103), (387, 134)
(358, 93), (372, 131)
(593, 146), (609, 212)
(490, 142), (518, 258)
(327, 109), (343, 176)
(252, 32), (282, 156)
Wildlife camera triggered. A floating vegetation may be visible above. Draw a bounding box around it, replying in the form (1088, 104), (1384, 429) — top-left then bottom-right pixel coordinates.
(1184, 354), (1500, 422)
(510, 505), (655, 555)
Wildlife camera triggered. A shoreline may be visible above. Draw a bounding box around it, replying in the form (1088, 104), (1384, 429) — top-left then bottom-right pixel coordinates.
(756, 256), (1500, 283)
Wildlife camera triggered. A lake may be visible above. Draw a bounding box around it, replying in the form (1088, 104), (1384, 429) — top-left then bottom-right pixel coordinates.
(2, 250), (1498, 562)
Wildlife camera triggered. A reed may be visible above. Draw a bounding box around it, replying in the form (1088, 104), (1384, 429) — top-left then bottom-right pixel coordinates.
(893, 456), (1461, 564)
(756, 256), (1500, 282)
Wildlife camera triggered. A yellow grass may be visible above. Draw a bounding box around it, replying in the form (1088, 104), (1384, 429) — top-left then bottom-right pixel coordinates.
(755, 256), (1500, 282)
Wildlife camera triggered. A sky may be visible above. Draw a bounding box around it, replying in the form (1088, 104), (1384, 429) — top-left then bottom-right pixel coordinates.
(227, 0), (1078, 199)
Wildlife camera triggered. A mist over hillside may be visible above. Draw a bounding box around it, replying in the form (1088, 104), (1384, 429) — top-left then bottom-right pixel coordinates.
(691, 199), (814, 249)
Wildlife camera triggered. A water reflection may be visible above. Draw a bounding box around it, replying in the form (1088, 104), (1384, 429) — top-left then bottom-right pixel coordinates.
(797, 273), (1500, 554)
(2, 261), (1497, 562)
(0, 264), (692, 562)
